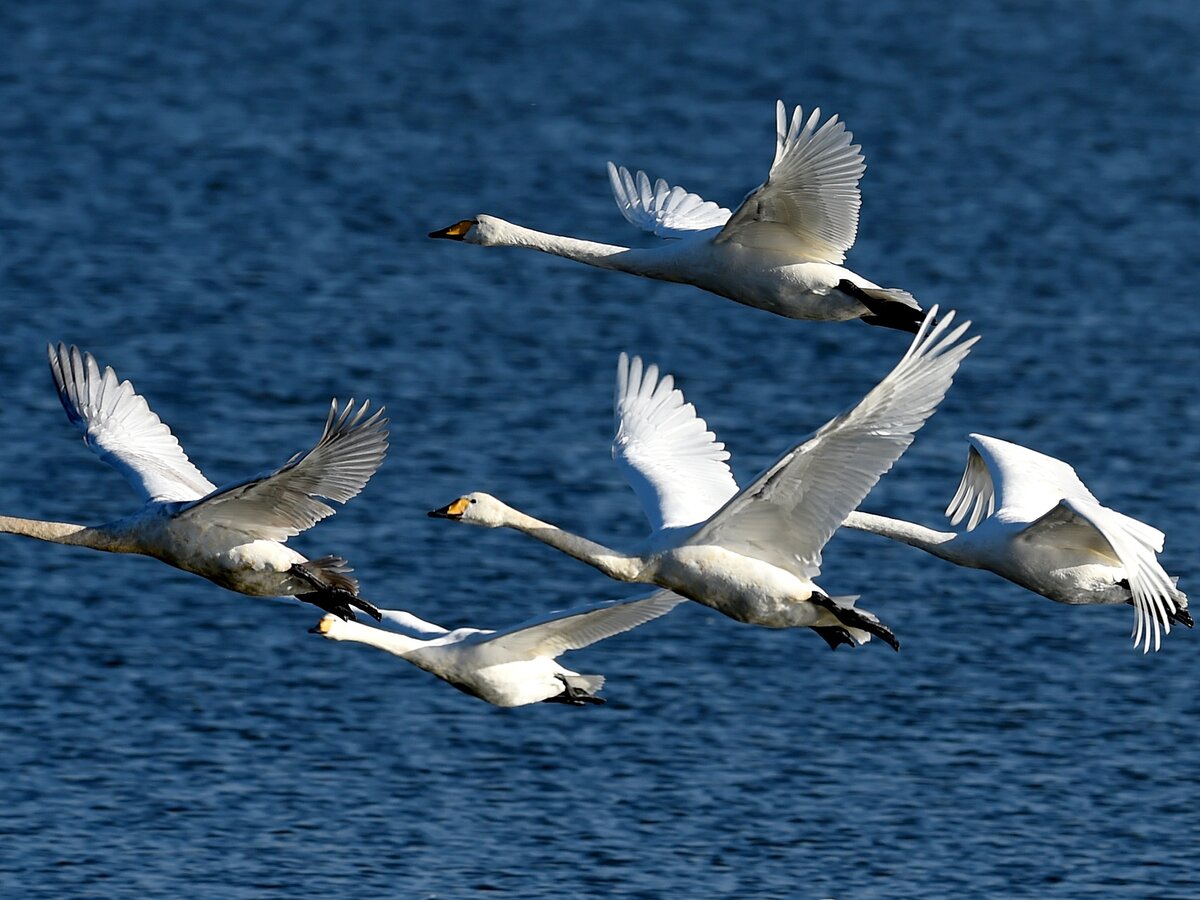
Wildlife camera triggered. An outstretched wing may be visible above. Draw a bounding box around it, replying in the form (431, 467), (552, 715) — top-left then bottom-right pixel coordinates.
(715, 101), (865, 263)
(613, 352), (740, 533)
(48, 343), (217, 503)
(944, 443), (995, 530)
(687, 308), (977, 579)
(176, 399), (388, 541)
(1024, 498), (1180, 653)
(476, 591), (685, 662)
(608, 163), (731, 239)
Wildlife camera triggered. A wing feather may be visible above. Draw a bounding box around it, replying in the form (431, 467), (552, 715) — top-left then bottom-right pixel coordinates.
(715, 101), (865, 262)
(687, 307), (977, 579)
(176, 399), (388, 541)
(48, 343), (216, 503)
(613, 353), (740, 532)
(608, 163), (731, 238)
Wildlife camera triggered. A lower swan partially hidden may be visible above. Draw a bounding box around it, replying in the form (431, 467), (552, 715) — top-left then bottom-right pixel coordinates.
(431, 307), (977, 650)
(310, 592), (684, 707)
(0, 344), (389, 620)
(842, 434), (1190, 652)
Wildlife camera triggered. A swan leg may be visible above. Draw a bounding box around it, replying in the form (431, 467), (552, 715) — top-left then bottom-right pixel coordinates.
(811, 626), (857, 650)
(837, 279), (929, 334)
(809, 592), (901, 652)
(541, 675), (605, 706)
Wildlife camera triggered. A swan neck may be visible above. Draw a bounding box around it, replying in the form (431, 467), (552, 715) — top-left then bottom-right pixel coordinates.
(842, 511), (967, 563)
(485, 220), (655, 274)
(503, 507), (641, 581)
(0, 515), (123, 550)
(335, 620), (425, 657)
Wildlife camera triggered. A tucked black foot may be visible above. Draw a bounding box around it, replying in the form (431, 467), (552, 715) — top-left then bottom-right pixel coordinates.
(838, 279), (929, 334)
(812, 626), (856, 650)
(809, 592), (901, 652)
(542, 674), (605, 706)
(298, 591), (365, 622)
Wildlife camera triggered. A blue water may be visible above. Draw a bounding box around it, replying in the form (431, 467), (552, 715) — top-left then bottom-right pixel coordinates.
(1, 1), (1198, 896)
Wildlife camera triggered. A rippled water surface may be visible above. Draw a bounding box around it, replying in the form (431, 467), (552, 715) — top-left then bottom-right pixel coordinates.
(2, 2), (1199, 897)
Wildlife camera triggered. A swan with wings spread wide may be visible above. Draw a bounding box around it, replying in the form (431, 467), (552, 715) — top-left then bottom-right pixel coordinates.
(0, 344), (388, 620)
(311, 591), (684, 707)
(431, 308), (977, 650)
(431, 101), (925, 332)
(842, 435), (1191, 652)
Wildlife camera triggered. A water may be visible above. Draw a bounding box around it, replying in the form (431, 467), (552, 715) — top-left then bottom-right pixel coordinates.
(1, 1), (1198, 896)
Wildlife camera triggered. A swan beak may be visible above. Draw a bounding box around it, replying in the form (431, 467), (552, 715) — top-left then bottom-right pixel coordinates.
(429, 219), (476, 240)
(309, 617), (335, 636)
(428, 497), (470, 520)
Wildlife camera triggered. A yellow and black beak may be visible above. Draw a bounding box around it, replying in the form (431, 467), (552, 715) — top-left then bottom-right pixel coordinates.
(308, 617), (335, 635)
(428, 219), (476, 240)
(428, 497), (471, 520)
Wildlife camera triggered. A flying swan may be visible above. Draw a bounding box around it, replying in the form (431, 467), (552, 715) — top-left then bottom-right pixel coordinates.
(842, 434), (1191, 652)
(430, 100), (925, 332)
(310, 591), (684, 707)
(0, 344), (389, 620)
(430, 307), (977, 650)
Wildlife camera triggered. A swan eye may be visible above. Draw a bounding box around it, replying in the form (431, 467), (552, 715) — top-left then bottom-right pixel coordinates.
(470, 498), (477, 504)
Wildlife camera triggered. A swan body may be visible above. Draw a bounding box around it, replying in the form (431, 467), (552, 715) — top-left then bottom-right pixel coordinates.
(431, 102), (924, 332)
(842, 434), (1190, 652)
(431, 308), (978, 649)
(311, 591), (684, 707)
(1, 344), (389, 620)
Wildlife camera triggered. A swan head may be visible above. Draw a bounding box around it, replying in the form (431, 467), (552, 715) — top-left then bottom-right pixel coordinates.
(428, 215), (508, 246)
(427, 492), (508, 527)
(308, 614), (350, 640)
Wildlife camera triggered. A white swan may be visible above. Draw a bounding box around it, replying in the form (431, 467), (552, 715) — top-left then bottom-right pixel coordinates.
(310, 591), (684, 707)
(430, 100), (925, 332)
(430, 308), (977, 650)
(842, 434), (1191, 652)
(0, 344), (389, 620)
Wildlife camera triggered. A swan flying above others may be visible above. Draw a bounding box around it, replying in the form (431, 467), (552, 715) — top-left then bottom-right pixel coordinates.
(0, 344), (389, 621)
(310, 591), (684, 707)
(430, 100), (925, 332)
(431, 307), (977, 649)
(842, 434), (1190, 652)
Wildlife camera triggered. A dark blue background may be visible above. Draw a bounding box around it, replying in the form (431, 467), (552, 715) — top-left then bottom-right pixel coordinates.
(1, 2), (1198, 896)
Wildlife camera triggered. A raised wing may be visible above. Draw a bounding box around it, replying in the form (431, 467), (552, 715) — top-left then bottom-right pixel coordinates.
(715, 101), (865, 263)
(177, 399), (388, 541)
(608, 163), (731, 239)
(1025, 498), (1180, 653)
(613, 353), (740, 533)
(954, 434), (1097, 524)
(48, 343), (217, 503)
(687, 308), (977, 579)
(476, 590), (685, 662)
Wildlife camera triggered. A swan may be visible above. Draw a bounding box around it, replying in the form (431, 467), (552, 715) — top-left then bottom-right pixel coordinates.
(310, 591), (684, 707)
(1, 344), (389, 620)
(430, 307), (977, 650)
(841, 434), (1191, 652)
(430, 100), (926, 332)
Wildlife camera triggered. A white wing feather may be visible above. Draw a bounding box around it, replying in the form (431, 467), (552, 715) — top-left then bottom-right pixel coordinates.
(716, 101), (865, 263)
(687, 307), (977, 579)
(608, 163), (731, 239)
(613, 352), (740, 533)
(176, 399), (388, 541)
(474, 591), (685, 662)
(48, 343), (217, 503)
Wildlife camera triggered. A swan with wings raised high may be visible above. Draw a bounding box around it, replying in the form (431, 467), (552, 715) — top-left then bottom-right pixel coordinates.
(431, 308), (977, 650)
(842, 435), (1191, 652)
(0, 344), (388, 620)
(430, 101), (925, 332)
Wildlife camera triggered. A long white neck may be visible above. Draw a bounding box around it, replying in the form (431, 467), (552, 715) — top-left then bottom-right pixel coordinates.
(842, 511), (975, 567)
(378, 609), (448, 638)
(330, 619), (427, 657)
(479, 218), (669, 277)
(497, 504), (643, 582)
(0, 515), (129, 552)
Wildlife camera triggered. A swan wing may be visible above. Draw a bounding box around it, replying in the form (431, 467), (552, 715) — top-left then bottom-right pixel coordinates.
(613, 353), (740, 532)
(48, 343), (217, 503)
(1025, 498), (1179, 653)
(954, 434), (1098, 525)
(176, 399), (388, 540)
(608, 163), (731, 239)
(715, 101), (865, 263)
(686, 308), (976, 579)
(476, 591), (685, 662)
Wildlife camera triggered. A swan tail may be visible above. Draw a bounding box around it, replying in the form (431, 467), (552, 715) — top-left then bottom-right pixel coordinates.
(1168, 578), (1192, 628)
(836, 279), (927, 334)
